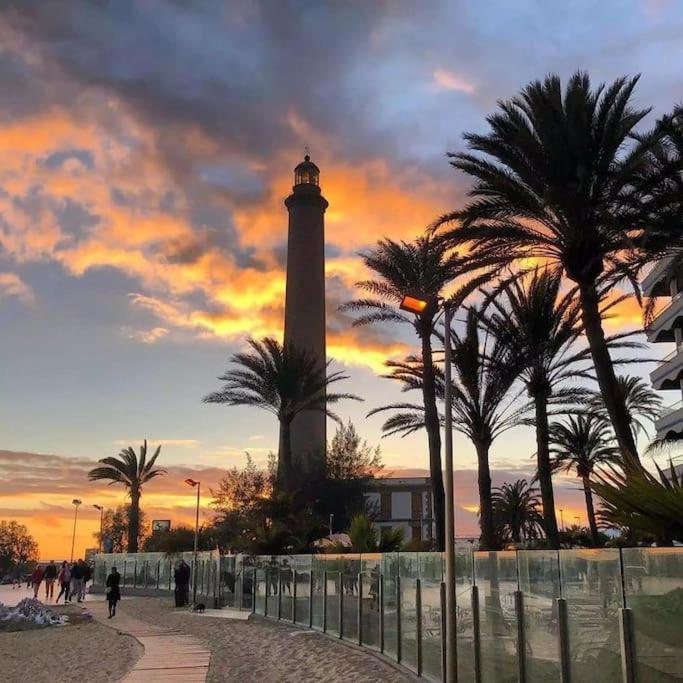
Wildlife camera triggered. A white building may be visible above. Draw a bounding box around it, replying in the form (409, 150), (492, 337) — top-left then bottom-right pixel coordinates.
(363, 477), (435, 543)
(643, 256), (683, 442)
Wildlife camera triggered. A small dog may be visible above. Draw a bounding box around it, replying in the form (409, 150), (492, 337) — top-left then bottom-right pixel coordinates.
(193, 603), (206, 613)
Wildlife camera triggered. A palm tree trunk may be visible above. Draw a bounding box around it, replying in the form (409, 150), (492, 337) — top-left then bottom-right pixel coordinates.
(578, 280), (640, 468)
(421, 334), (446, 550)
(475, 442), (497, 550)
(278, 419), (293, 492)
(582, 474), (600, 546)
(534, 393), (560, 549)
(128, 490), (140, 553)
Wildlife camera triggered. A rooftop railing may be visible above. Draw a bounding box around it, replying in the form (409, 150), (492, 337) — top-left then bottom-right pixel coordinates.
(92, 547), (683, 682)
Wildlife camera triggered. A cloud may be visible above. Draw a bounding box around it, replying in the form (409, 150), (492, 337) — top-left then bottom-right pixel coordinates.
(112, 439), (200, 448)
(126, 327), (169, 344)
(433, 68), (477, 95)
(0, 272), (34, 305)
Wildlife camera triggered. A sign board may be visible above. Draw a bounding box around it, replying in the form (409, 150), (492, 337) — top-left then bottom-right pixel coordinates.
(152, 519), (171, 533)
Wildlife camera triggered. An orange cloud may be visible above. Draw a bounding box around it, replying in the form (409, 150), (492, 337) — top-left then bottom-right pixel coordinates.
(433, 68), (477, 95)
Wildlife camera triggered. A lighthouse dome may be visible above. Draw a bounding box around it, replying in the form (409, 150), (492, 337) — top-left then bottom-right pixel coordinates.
(294, 154), (320, 187)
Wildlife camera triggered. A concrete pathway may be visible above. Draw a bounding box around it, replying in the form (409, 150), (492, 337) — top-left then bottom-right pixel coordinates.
(88, 600), (210, 682)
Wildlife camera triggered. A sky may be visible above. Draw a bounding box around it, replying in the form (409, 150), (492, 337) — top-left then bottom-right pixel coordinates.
(1, 1), (681, 559)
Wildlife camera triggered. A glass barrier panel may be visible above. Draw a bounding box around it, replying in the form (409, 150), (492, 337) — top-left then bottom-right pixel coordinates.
(455, 548), (475, 683)
(383, 572), (399, 660)
(325, 571), (341, 636)
(360, 571), (380, 650)
(559, 549), (622, 682)
(341, 557), (360, 643)
(622, 547), (683, 681)
(254, 564), (266, 615)
(518, 550), (561, 683)
(265, 564), (279, 618)
(294, 569), (310, 625)
(311, 568), (324, 630)
(474, 551), (519, 682)
(400, 577), (418, 672)
(420, 553), (444, 682)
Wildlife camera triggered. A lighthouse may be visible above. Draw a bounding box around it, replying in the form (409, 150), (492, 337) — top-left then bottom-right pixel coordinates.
(282, 154), (328, 477)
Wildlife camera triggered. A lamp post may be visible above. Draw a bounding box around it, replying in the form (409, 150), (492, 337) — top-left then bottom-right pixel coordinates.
(93, 504), (104, 554)
(329, 513), (334, 537)
(70, 499), (82, 562)
(184, 478), (200, 606)
(400, 293), (457, 682)
(560, 508), (565, 531)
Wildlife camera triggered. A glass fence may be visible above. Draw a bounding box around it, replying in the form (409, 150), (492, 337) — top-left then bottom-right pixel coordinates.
(92, 547), (683, 683)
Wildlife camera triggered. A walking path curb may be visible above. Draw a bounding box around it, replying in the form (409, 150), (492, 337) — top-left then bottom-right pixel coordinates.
(87, 600), (211, 682)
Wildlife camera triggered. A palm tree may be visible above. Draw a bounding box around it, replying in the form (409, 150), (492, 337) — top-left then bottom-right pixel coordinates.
(590, 375), (662, 442)
(88, 440), (165, 553)
(549, 414), (619, 546)
(433, 72), (671, 468)
(369, 308), (525, 550)
(340, 236), (494, 549)
(491, 480), (544, 545)
(203, 337), (360, 492)
(480, 269), (595, 548)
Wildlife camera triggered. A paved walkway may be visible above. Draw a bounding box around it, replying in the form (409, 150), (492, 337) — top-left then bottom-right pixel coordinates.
(88, 600), (210, 682)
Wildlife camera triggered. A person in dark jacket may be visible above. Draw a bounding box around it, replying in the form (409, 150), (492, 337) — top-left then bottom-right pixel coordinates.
(174, 560), (191, 607)
(43, 561), (58, 600)
(70, 560), (84, 602)
(56, 561), (71, 603)
(80, 561), (92, 601)
(105, 566), (121, 618)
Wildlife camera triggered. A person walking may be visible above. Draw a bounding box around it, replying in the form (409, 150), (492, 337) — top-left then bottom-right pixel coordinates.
(56, 562), (71, 603)
(31, 565), (45, 599)
(105, 566), (121, 618)
(70, 559), (84, 602)
(174, 560), (191, 607)
(43, 560), (58, 600)
(79, 560), (92, 601)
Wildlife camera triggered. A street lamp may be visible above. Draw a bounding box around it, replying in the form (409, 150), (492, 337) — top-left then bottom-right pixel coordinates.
(560, 508), (565, 531)
(329, 513), (334, 537)
(93, 505), (104, 554)
(70, 499), (82, 563)
(184, 478), (201, 606)
(400, 292), (457, 683)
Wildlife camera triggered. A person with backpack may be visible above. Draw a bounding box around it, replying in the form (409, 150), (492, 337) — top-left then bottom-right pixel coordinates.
(70, 559), (84, 602)
(31, 565), (45, 599)
(105, 566), (121, 618)
(79, 560), (92, 601)
(56, 561), (71, 603)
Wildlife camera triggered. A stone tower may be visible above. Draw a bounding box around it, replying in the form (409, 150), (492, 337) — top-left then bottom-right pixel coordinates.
(282, 154), (328, 477)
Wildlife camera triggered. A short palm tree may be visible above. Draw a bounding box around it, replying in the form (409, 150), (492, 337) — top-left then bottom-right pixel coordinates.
(549, 414), (619, 546)
(340, 236), (494, 549)
(433, 72), (672, 468)
(590, 375), (662, 442)
(203, 337), (360, 492)
(88, 440), (165, 553)
(369, 308), (525, 550)
(492, 480), (544, 545)
(481, 269), (595, 548)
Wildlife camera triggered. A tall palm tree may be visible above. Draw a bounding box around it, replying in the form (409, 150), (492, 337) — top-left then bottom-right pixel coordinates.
(369, 308), (525, 549)
(491, 480), (544, 545)
(480, 269), (595, 548)
(88, 440), (165, 553)
(340, 236), (494, 549)
(549, 414), (619, 546)
(590, 375), (662, 442)
(203, 337), (360, 492)
(433, 72), (672, 468)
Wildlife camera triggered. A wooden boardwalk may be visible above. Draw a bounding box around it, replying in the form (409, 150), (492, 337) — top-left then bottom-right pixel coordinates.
(88, 601), (211, 682)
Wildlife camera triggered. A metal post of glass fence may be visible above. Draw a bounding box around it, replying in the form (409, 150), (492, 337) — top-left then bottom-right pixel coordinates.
(122, 561), (127, 588)
(357, 572), (363, 646)
(252, 567), (256, 615)
(308, 570), (314, 628)
(379, 574), (385, 654)
(514, 589), (527, 683)
(156, 560), (160, 589)
(619, 607), (636, 683)
(277, 568), (282, 620)
(322, 570), (328, 633)
(557, 598), (571, 683)
(133, 560), (138, 588)
(292, 569), (298, 624)
(168, 561), (172, 590)
(472, 584), (482, 683)
(396, 575), (402, 663)
(338, 574), (344, 639)
(416, 578), (423, 676)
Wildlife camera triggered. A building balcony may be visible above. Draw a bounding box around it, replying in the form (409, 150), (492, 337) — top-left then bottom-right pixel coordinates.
(642, 257), (676, 297)
(646, 291), (683, 343)
(654, 400), (683, 440)
(650, 346), (683, 390)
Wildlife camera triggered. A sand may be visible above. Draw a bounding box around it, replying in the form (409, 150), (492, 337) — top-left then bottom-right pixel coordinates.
(0, 604), (142, 683)
(118, 597), (416, 682)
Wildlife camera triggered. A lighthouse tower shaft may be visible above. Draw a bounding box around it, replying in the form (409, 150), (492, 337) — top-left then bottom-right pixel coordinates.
(282, 156), (328, 477)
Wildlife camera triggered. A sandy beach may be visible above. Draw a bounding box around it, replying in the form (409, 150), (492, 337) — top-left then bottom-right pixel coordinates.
(0, 601), (142, 683)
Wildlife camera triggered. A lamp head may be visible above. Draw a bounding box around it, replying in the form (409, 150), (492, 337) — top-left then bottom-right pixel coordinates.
(399, 293), (431, 315)
(93, 504), (103, 511)
(184, 478), (199, 487)
(72, 499), (82, 506)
